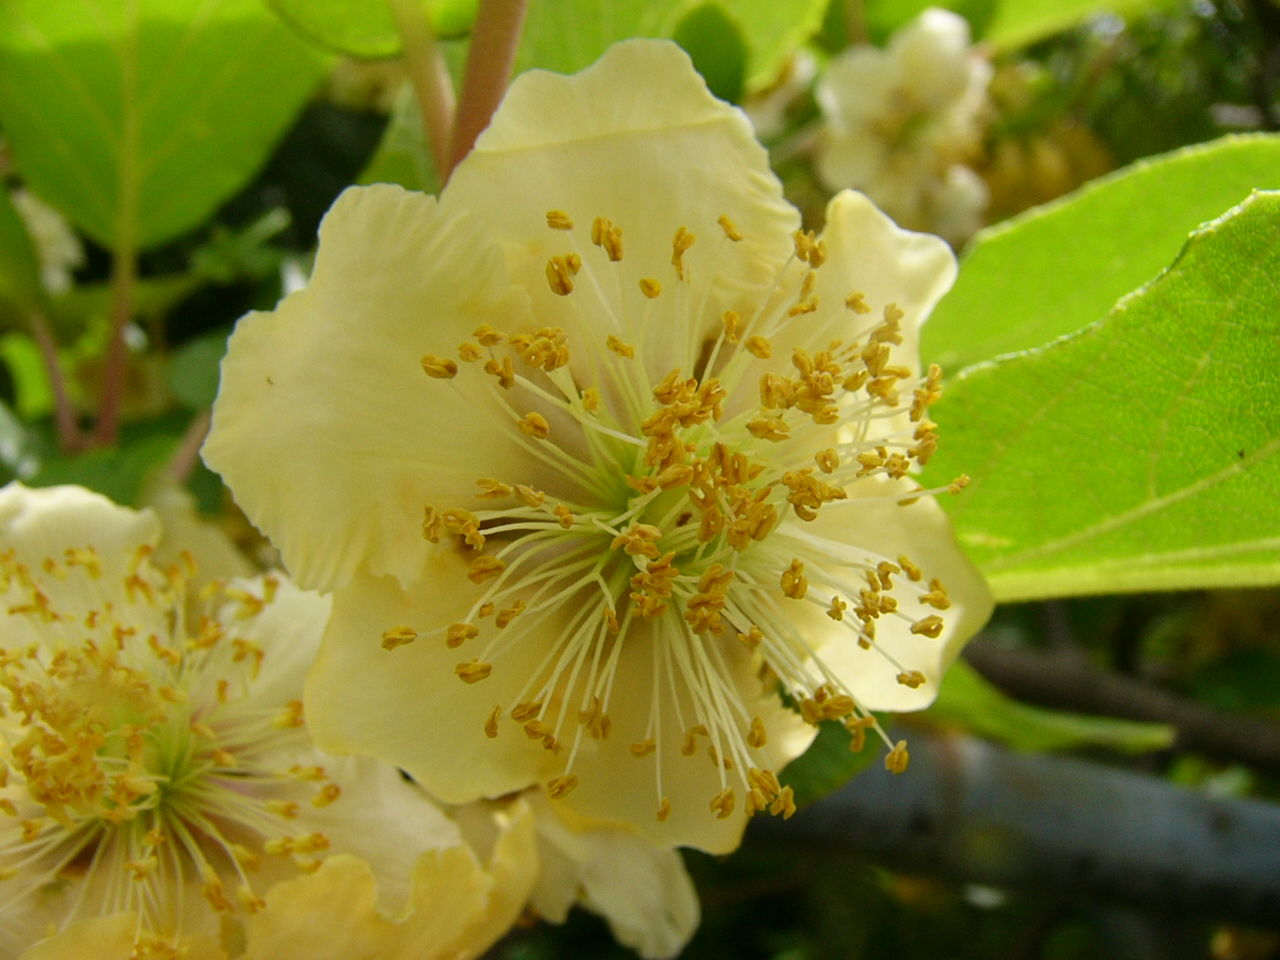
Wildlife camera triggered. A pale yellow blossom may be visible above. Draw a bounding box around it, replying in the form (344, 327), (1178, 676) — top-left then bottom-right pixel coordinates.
(203, 39), (992, 854)
(0, 483), (535, 959)
(816, 9), (992, 244)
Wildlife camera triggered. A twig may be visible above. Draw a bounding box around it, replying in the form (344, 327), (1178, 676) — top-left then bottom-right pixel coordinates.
(93, 243), (137, 446)
(26, 308), (80, 452)
(757, 732), (1280, 926)
(448, 0), (528, 174)
(168, 408), (211, 483)
(963, 639), (1280, 777)
(387, 0), (456, 180)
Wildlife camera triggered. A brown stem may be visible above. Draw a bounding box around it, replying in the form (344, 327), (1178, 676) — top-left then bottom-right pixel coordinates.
(93, 244), (137, 447)
(168, 408), (211, 483)
(844, 0), (868, 46)
(387, 0), (457, 180)
(448, 0), (528, 175)
(26, 308), (80, 452)
(963, 639), (1280, 776)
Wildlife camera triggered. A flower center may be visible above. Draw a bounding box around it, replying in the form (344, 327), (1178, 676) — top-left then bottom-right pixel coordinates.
(404, 210), (966, 823)
(0, 546), (339, 944)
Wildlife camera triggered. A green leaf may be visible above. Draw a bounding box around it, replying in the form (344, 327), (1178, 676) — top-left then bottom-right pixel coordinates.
(924, 135), (1280, 373)
(926, 191), (1280, 601)
(267, 0), (476, 57)
(671, 4), (747, 103)
(780, 720), (878, 808)
(926, 660), (1175, 752)
(0, 0), (328, 252)
(516, 0), (825, 94)
(169, 333), (228, 410)
(30, 427), (181, 506)
(0, 189), (42, 318)
(0, 333), (54, 419)
(982, 0), (1161, 50)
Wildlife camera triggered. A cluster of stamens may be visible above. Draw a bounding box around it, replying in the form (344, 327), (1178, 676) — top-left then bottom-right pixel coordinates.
(0, 544), (341, 952)
(407, 209), (968, 824)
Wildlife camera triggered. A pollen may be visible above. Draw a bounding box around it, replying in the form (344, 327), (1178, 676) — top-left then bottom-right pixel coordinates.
(420, 354), (458, 379)
(381, 626), (417, 650)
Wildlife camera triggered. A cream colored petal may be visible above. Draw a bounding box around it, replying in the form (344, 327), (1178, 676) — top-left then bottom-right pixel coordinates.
(286, 752), (463, 915)
(816, 47), (898, 130)
(554, 628), (814, 854)
(305, 561), (557, 804)
(141, 476), (256, 584)
(241, 856), (392, 960)
(214, 574), (331, 714)
(444, 39), (798, 385)
(790, 475), (992, 712)
(18, 915), (225, 960)
(0, 483), (170, 642)
(526, 792), (698, 960)
(202, 184), (541, 592)
(18, 915), (138, 960)
(890, 8), (976, 112)
(392, 798), (537, 959)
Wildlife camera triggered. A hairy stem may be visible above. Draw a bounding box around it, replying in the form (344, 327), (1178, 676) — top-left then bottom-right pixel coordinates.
(448, 0), (528, 174)
(387, 0), (457, 180)
(27, 308), (80, 452)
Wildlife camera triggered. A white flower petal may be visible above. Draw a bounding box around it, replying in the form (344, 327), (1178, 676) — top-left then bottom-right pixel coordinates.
(202, 185), (540, 591)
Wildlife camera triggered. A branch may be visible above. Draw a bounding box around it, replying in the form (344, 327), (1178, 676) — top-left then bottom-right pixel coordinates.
(757, 733), (1280, 926)
(26, 308), (80, 452)
(448, 0), (527, 174)
(963, 639), (1280, 777)
(387, 0), (456, 180)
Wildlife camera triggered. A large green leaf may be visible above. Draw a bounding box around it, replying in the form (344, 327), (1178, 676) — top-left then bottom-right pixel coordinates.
(926, 192), (1280, 601)
(924, 135), (1280, 373)
(267, 0), (477, 56)
(515, 0), (825, 93)
(926, 660), (1174, 752)
(0, 190), (42, 319)
(0, 0), (327, 252)
(982, 0), (1161, 50)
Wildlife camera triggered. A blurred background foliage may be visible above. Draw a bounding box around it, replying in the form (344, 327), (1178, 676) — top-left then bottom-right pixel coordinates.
(0, 0), (1277, 957)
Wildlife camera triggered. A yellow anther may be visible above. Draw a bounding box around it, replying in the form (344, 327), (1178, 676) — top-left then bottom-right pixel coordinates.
(656, 797), (672, 822)
(545, 253), (582, 295)
(495, 600), (527, 628)
(747, 717), (767, 748)
(380, 626), (416, 651)
(671, 226), (695, 280)
(455, 660), (493, 684)
(780, 559), (807, 600)
(815, 448), (839, 473)
(845, 291), (871, 314)
(546, 209), (574, 230)
(710, 787), (736, 819)
(606, 334), (635, 358)
(268, 800), (300, 819)
(458, 341), (483, 362)
(896, 670), (927, 689)
(826, 595), (847, 621)
(717, 214), (743, 242)
(547, 774), (579, 799)
(484, 705), (501, 739)
(747, 418), (790, 442)
(885, 740), (910, 774)
(737, 625), (764, 650)
(603, 607), (619, 634)
(126, 856), (158, 880)
(446, 622), (479, 648)
(420, 354), (458, 379)
(511, 701), (541, 722)
(473, 324), (504, 346)
(680, 724), (708, 756)
(745, 335), (772, 359)
(910, 615), (944, 638)
(629, 739), (656, 757)
(770, 785), (797, 819)
(949, 474), (971, 494)
(592, 216), (624, 260)
(639, 277), (662, 298)
(483, 355), (515, 389)
(475, 478), (514, 499)
(518, 411), (551, 440)
(237, 885), (267, 913)
(311, 783), (341, 807)
(720, 309), (741, 342)
(273, 700), (305, 728)
(920, 578), (950, 609)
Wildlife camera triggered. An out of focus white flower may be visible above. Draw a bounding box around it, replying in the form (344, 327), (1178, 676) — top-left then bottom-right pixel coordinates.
(10, 189), (84, 295)
(815, 9), (992, 244)
(744, 51), (817, 141)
